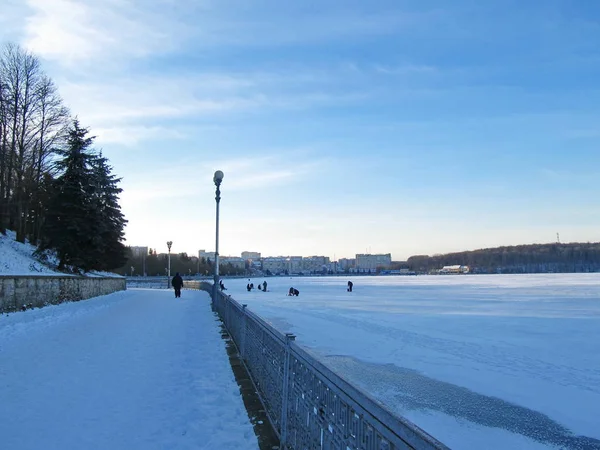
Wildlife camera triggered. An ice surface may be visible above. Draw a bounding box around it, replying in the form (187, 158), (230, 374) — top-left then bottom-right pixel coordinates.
(227, 274), (600, 450)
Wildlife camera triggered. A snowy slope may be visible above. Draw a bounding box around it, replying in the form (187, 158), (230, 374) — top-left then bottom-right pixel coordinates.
(0, 230), (121, 277)
(0, 230), (62, 275)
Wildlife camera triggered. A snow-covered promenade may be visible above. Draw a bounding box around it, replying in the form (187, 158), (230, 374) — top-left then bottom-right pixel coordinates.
(0, 289), (259, 450)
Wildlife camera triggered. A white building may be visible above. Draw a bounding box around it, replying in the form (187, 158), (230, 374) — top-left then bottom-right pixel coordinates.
(198, 249), (215, 261)
(355, 253), (392, 271)
(439, 265), (470, 274)
(262, 257), (288, 274)
(241, 251), (261, 260)
(302, 256), (331, 273)
(288, 256), (303, 274)
(260, 256), (303, 274)
(221, 256), (245, 269)
(338, 258), (355, 271)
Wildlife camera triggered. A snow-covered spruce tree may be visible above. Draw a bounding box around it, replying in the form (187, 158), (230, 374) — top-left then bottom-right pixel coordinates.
(88, 152), (127, 271)
(39, 120), (126, 272)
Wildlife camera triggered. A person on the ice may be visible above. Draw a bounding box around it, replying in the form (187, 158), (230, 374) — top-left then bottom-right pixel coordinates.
(347, 281), (353, 292)
(171, 272), (184, 298)
(288, 287), (299, 296)
(247, 283), (251, 291)
(219, 280), (226, 291)
(263, 281), (267, 292)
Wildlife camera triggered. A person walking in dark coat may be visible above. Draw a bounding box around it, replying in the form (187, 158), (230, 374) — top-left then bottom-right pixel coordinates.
(347, 281), (353, 292)
(171, 272), (184, 298)
(263, 281), (267, 292)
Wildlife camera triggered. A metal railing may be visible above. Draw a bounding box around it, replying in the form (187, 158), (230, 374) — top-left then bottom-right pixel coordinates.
(198, 283), (449, 450)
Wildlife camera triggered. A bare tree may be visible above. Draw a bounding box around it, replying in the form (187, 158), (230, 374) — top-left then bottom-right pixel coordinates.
(0, 43), (69, 241)
(0, 60), (8, 233)
(14, 48), (42, 241)
(28, 75), (70, 242)
(0, 43), (24, 233)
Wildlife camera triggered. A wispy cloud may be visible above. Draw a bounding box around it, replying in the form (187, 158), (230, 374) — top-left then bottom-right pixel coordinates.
(23, 0), (186, 65)
(120, 150), (331, 208)
(93, 125), (188, 147)
(192, 152), (331, 191)
(55, 70), (370, 145)
(20, 0), (441, 66)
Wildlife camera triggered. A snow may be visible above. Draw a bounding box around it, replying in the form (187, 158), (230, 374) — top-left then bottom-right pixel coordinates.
(224, 274), (600, 450)
(0, 230), (122, 277)
(2, 231), (599, 450)
(0, 289), (259, 450)
(0, 230), (63, 275)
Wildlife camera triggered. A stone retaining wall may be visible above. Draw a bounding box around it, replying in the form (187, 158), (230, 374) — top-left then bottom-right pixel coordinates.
(0, 276), (126, 313)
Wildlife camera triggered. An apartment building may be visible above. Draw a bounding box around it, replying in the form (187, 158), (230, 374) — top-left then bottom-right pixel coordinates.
(337, 258), (356, 271)
(262, 257), (288, 274)
(261, 256), (304, 274)
(221, 256), (245, 269)
(198, 249), (215, 261)
(302, 256), (331, 273)
(355, 253), (392, 271)
(241, 251), (261, 260)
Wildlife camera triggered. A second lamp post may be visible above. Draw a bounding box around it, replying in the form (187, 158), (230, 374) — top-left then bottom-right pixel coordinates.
(167, 240), (173, 287)
(213, 170), (224, 302)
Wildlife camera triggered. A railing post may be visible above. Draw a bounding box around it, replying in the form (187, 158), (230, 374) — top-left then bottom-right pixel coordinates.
(227, 299), (231, 328)
(211, 284), (217, 312)
(281, 332), (296, 449)
(225, 296), (230, 328)
(241, 304), (248, 360)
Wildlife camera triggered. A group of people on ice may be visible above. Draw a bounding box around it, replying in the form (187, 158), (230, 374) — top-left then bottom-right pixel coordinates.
(247, 281), (268, 292)
(171, 274), (354, 298)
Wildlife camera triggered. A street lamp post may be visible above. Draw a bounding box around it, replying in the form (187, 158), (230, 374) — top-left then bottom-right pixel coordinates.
(167, 241), (173, 288)
(213, 170), (224, 302)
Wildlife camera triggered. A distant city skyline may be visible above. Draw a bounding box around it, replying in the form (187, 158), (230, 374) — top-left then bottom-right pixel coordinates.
(2, 0), (599, 260)
(130, 236), (582, 263)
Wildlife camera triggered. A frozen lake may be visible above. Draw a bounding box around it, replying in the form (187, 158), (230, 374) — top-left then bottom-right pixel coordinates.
(222, 273), (600, 450)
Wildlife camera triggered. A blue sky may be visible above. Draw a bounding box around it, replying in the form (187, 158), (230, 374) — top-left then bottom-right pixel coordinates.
(2, 0), (599, 260)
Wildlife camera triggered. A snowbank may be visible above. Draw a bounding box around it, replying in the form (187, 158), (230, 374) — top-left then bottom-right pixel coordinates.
(0, 230), (123, 278)
(0, 230), (62, 275)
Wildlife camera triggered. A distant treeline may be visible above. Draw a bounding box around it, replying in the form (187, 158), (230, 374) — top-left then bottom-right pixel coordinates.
(404, 242), (600, 274)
